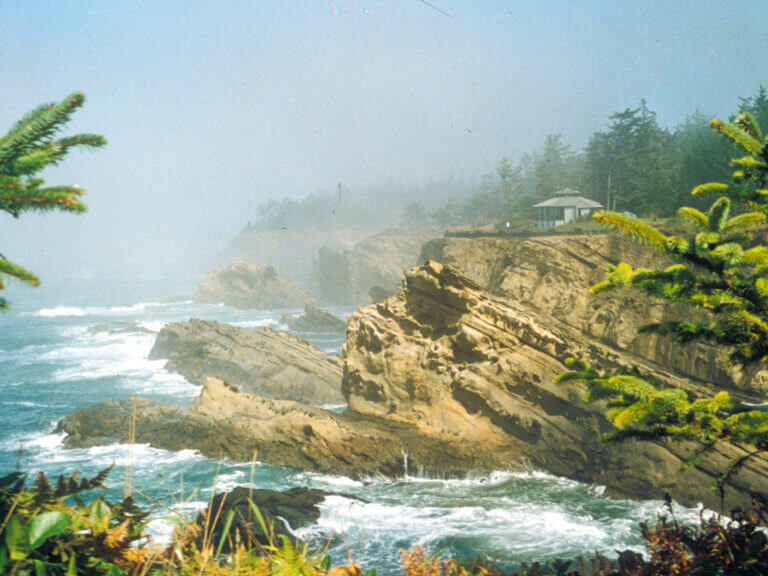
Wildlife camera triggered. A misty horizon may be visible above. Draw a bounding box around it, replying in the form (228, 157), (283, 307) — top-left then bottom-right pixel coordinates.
(1, 1), (767, 303)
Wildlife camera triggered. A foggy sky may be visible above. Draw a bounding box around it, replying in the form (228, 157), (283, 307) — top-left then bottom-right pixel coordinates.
(1, 0), (767, 301)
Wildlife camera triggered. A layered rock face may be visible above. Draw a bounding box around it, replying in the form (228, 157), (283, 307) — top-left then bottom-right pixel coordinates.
(194, 260), (317, 309)
(420, 234), (761, 394)
(342, 260), (768, 509)
(149, 319), (344, 404)
(59, 234), (768, 510)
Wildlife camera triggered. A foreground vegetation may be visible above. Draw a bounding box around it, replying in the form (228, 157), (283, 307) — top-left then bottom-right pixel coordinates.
(1, 468), (767, 576)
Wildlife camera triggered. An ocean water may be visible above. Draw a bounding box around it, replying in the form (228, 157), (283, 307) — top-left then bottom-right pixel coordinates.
(0, 282), (704, 574)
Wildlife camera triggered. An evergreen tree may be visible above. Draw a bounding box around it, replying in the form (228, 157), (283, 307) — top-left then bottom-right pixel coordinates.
(583, 101), (673, 215)
(533, 134), (573, 198)
(557, 110), (768, 497)
(0, 93), (106, 309)
(670, 112), (736, 212)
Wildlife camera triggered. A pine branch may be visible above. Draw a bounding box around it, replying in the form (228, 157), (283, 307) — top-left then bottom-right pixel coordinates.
(710, 118), (763, 155)
(0, 93), (86, 169)
(592, 210), (668, 249)
(0, 258), (40, 286)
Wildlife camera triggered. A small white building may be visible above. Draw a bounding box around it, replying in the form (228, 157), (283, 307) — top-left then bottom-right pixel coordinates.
(534, 188), (603, 229)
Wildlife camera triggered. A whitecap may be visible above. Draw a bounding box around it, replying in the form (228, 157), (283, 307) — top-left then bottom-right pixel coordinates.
(0, 401), (47, 407)
(33, 306), (86, 317)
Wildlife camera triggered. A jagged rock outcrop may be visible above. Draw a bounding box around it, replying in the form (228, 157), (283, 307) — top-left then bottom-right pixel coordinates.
(342, 260), (768, 510)
(312, 227), (433, 305)
(280, 306), (346, 333)
(149, 319), (344, 404)
(194, 260), (318, 309)
(58, 377), (526, 478)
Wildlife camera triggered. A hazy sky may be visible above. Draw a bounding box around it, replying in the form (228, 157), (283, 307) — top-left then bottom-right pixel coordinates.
(1, 1), (767, 299)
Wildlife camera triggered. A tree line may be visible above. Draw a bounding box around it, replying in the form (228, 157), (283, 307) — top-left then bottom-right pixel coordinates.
(463, 86), (768, 226)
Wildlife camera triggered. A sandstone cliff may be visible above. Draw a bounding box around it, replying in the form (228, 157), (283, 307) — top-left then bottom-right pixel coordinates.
(194, 260), (317, 309)
(60, 234), (768, 510)
(421, 234), (766, 395)
(341, 259), (768, 510)
(149, 319), (344, 404)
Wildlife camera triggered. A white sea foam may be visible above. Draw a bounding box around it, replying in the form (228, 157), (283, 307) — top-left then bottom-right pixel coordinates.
(302, 494), (639, 562)
(34, 306), (86, 317)
(30, 300), (181, 318)
(0, 429), (64, 454)
(0, 400), (47, 407)
(295, 472), (365, 489)
(209, 471), (247, 492)
(138, 321), (166, 332)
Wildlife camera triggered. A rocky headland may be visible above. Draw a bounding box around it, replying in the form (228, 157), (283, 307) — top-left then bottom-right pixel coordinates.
(194, 260), (317, 309)
(149, 319), (344, 405)
(60, 234), (768, 510)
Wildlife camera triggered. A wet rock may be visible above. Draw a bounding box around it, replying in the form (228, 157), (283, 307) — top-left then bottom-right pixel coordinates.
(58, 377), (525, 478)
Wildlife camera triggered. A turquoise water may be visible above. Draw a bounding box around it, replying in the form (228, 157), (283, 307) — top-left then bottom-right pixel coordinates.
(0, 281), (702, 574)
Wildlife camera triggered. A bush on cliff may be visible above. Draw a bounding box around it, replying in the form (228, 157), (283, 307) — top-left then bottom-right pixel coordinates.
(557, 111), (768, 500)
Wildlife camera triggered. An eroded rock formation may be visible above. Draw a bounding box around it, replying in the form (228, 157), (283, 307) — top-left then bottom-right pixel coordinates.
(420, 234), (761, 394)
(342, 259), (768, 509)
(60, 235), (768, 510)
